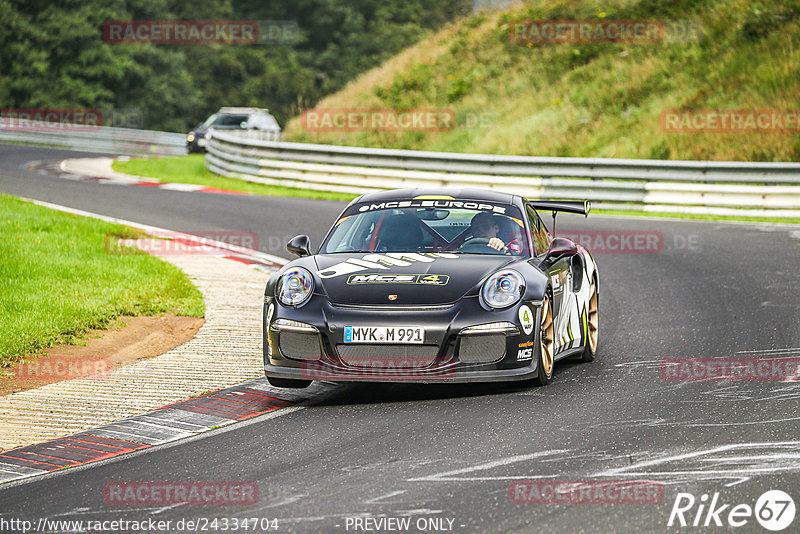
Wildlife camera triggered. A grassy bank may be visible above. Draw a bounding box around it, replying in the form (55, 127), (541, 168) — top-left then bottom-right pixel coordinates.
(283, 0), (800, 162)
(112, 155), (357, 202)
(0, 194), (204, 367)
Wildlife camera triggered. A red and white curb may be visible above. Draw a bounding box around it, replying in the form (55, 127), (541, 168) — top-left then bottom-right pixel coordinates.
(0, 380), (336, 485)
(28, 158), (253, 196)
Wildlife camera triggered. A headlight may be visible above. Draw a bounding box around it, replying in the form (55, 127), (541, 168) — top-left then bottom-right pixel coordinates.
(276, 267), (314, 307)
(481, 270), (524, 309)
(187, 133), (195, 142)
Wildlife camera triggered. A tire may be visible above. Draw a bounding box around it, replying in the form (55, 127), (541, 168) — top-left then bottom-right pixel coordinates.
(579, 276), (599, 362)
(531, 294), (555, 386)
(267, 376), (311, 389)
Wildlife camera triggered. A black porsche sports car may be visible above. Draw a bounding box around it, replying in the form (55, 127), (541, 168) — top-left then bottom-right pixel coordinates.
(263, 188), (598, 388)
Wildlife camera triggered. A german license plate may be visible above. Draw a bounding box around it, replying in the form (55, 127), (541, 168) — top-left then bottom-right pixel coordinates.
(344, 326), (424, 344)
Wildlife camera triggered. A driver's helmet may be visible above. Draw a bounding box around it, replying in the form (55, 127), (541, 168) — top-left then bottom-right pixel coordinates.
(376, 213), (423, 252)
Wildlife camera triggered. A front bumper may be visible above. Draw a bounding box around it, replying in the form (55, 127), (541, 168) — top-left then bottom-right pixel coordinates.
(263, 296), (543, 384)
(264, 361), (541, 384)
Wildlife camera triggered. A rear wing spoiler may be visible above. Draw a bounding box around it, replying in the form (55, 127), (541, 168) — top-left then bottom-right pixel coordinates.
(529, 200), (591, 237)
(529, 200), (591, 217)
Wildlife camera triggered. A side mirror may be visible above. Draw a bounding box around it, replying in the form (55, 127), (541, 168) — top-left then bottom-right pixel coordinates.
(287, 235), (311, 257)
(544, 237), (577, 262)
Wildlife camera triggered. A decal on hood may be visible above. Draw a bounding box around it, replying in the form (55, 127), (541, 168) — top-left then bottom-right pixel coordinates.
(347, 273), (449, 286)
(317, 252), (458, 279)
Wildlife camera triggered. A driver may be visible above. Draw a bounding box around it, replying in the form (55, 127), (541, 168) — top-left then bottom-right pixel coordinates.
(464, 212), (508, 253)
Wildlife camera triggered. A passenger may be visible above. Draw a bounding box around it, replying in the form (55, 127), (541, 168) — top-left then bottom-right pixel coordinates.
(492, 214), (523, 254)
(466, 212), (508, 253)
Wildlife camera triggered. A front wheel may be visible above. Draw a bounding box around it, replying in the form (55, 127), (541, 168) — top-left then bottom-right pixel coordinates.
(531, 294), (555, 386)
(579, 277), (598, 362)
(267, 376), (311, 389)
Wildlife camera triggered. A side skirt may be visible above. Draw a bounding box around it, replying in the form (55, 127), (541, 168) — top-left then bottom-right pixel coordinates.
(554, 346), (584, 362)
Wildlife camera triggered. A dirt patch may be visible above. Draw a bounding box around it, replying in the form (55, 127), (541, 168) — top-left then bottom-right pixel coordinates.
(0, 314), (204, 396)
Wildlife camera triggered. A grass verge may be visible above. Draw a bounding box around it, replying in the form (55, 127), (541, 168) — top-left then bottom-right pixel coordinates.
(112, 155), (358, 202)
(0, 194), (204, 368)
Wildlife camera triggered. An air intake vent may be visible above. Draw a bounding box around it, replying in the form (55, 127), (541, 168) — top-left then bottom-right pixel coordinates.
(280, 332), (322, 360)
(457, 335), (506, 364)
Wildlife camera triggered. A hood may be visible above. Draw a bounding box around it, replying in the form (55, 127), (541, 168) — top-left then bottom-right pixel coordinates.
(313, 252), (516, 306)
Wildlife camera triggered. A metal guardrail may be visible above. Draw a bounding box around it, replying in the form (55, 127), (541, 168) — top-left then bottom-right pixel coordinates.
(0, 126), (186, 156)
(206, 129), (800, 217)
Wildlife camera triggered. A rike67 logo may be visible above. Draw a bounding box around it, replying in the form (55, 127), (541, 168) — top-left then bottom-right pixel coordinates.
(668, 490), (795, 531)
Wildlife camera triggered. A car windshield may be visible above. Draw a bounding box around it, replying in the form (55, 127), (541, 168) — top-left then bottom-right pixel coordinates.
(203, 114), (249, 128)
(321, 202), (529, 256)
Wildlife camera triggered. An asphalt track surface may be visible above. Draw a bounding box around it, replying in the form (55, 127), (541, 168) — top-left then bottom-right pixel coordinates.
(1, 143), (799, 533)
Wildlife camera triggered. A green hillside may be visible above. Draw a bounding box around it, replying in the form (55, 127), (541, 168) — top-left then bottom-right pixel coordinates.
(284, 0), (800, 161)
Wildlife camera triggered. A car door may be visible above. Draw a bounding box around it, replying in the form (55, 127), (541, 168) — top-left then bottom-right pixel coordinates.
(526, 204), (579, 356)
